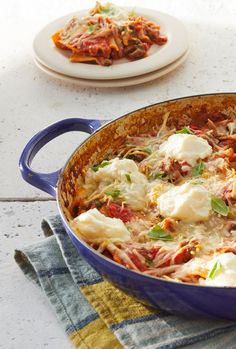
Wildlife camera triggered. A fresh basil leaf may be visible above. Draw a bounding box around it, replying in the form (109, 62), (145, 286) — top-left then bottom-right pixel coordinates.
(148, 172), (166, 181)
(176, 127), (193, 134)
(192, 161), (205, 177)
(208, 260), (222, 279)
(148, 225), (173, 241)
(92, 161), (111, 172)
(125, 173), (132, 183)
(211, 197), (229, 216)
(105, 189), (120, 199)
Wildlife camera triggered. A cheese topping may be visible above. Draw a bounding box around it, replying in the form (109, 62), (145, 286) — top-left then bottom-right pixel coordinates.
(205, 158), (225, 172)
(70, 116), (236, 287)
(71, 208), (131, 242)
(147, 180), (173, 204)
(157, 183), (211, 222)
(159, 134), (212, 166)
(205, 253), (236, 287)
(227, 120), (236, 135)
(85, 158), (148, 210)
(88, 158), (147, 184)
(93, 3), (130, 25)
(172, 257), (208, 279)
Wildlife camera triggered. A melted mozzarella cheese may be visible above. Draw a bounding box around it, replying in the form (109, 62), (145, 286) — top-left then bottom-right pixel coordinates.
(72, 208), (131, 242)
(147, 180), (173, 204)
(61, 17), (82, 43)
(172, 257), (208, 279)
(119, 181), (147, 210)
(94, 3), (130, 25)
(85, 158), (148, 210)
(157, 183), (211, 222)
(205, 158), (225, 172)
(227, 121), (236, 135)
(159, 134), (212, 166)
(205, 253), (236, 287)
(201, 175), (236, 199)
(88, 157), (147, 184)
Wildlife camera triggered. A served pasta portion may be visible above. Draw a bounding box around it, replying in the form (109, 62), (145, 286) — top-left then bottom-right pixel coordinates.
(52, 2), (167, 66)
(70, 110), (236, 286)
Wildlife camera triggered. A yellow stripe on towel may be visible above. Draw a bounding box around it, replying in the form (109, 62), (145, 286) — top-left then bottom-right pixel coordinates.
(81, 280), (157, 327)
(70, 318), (122, 349)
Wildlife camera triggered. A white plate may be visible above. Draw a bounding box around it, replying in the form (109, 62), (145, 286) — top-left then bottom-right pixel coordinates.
(33, 8), (188, 80)
(34, 47), (189, 88)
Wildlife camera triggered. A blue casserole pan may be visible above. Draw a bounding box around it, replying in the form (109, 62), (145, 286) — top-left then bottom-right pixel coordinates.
(19, 93), (236, 319)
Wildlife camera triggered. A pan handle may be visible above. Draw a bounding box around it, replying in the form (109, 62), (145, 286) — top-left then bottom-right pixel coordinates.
(19, 118), (101, 198)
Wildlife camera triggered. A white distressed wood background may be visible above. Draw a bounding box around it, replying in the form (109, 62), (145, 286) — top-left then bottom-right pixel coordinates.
(0, 0), (236, 347)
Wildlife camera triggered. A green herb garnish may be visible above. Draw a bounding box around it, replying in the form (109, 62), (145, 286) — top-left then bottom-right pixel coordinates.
(190, 180), (203, 185)
(94, 199), (102, 208)
(105, 189), (120, 199)
(125, 173), (132, 183)
(148, 225), (173, 241)
(145, 259), (153, 267)
(148, 172), (166, 181)
(176, 127), (193, 134)
(129, 8), (136, 17)
(98, 7), (115, 16)
(192, 161), (205, 177)
(143, 148), (152, 154)
(211, 197), (229, 216)
(87, 24), (95, 34)
(208, 260), (222, 279)
(92, 161), (111, 172)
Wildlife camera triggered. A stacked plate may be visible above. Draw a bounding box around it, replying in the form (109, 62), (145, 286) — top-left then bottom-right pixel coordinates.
(33, 8), (189, 87)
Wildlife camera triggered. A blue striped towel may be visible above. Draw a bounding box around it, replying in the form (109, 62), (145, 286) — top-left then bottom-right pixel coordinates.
(15, 215), (236, 349)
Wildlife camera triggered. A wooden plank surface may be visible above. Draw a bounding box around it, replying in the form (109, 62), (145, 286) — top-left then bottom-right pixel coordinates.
(1, 0), (236, 348)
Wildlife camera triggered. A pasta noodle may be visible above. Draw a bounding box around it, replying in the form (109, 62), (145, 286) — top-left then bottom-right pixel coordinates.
(71, 110), (236, 287)
(52, 2), (167, 66)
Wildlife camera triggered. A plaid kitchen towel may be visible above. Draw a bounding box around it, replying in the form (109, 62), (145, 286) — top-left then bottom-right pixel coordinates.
(15, 215), (236, 349)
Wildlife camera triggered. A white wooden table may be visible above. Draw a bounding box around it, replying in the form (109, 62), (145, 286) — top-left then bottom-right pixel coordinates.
(1, 0), (236, 347)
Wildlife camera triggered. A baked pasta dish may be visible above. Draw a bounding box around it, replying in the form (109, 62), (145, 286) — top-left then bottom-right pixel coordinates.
(70, 111), (236, 286)
(52, 2), (167, 66)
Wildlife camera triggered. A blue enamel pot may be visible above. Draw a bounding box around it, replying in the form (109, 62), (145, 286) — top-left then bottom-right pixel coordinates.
(19, 93), (236, 319)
